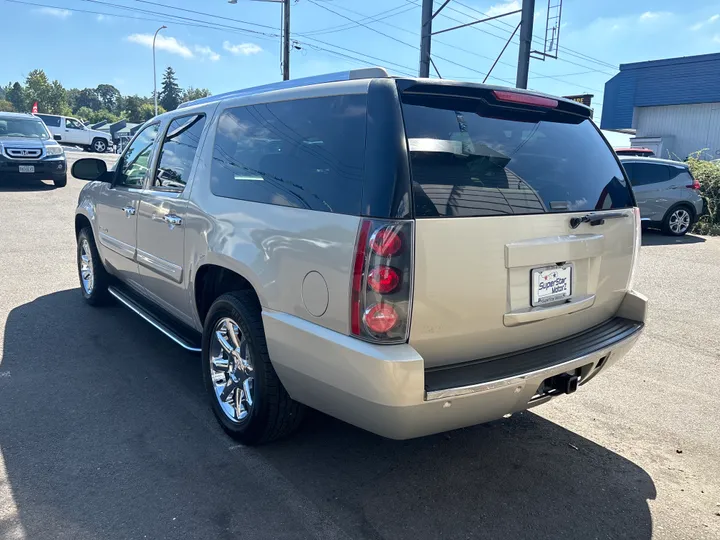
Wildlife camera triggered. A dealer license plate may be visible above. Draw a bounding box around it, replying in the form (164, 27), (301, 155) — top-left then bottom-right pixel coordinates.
(19, 165), (35, 173)
(531, 264), (573, 307)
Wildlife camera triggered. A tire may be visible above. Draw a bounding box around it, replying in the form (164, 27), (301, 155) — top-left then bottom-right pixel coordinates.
(91, 138), (108, 153)
(202, 291), (305, 444)
(662, 205), (694, 236)
(53, 174), (67, 188)
(77, 227), (111, 305)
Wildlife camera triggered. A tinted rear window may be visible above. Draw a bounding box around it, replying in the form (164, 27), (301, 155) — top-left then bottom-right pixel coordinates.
(210, 95), (367, 215)
(36, 114), (61, 127)
(401, 95), (633, 217)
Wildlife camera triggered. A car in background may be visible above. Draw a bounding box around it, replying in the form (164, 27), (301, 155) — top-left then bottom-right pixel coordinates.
(0, 112), (67, 187)
(71, 68), (646, 444)
(620, 156), (704, 236)
(615, 147), (655, 157)
(35, 113), (112, 153)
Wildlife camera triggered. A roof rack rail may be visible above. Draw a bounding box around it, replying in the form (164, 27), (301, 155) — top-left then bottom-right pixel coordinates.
(178, 66), (390, 109)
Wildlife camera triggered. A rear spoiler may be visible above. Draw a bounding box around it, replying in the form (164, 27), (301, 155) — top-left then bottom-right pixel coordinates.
(396, 79), (592, 119)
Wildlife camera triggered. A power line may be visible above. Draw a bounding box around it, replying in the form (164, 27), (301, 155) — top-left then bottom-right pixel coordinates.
(445, 0), (617, 70)
(302, 4), (417, 36)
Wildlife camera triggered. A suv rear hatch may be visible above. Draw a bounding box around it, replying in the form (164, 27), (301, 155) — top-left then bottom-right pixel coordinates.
(399, 81), (638, 368)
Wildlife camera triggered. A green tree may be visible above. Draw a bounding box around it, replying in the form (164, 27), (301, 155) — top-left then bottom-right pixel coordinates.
(159, 67), (181, 112)
(96, 84), (122, 113)
(182, 87), (211, 104)
(5, 82), (26, 112)
(25, 70), (68, 114)
(75, 106), (95, 122)
(76, 88), (101, 111)
(123, 95), (144, 123)
(140, 103), (165, 121)
(0, 99), (14, 112)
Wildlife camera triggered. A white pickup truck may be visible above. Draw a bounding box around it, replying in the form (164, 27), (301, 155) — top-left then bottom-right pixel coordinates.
(35, 113), (112, 153)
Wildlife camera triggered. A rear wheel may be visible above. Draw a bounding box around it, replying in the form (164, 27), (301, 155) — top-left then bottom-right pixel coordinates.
(91, 138), (108, 153)
(662, 205), (693, 236)
(202, 291), (305, 444)
(77, 227), (110, 305)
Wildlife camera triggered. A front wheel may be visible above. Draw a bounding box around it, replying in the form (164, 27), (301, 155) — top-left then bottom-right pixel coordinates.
(662, 206), (693, 236)
(202, 291), (305, 445)
(91, 138), (108, 153)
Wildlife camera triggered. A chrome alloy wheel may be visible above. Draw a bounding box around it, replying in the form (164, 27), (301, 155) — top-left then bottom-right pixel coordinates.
(93, 139), (107, 153)
(210, 317), (254, 423)
(669, 208), (691, 234)
(79, 239), (95, 295)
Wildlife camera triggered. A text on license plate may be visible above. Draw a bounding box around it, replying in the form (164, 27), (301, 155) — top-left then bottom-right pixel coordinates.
(531, 264), (572, 306)
(19, 165), (35, 173)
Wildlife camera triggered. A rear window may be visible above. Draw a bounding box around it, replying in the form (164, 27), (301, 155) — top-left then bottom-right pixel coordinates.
(210, 95), (367, 215)
(401, 94), (633, 217)
(36, 114), (61, 128)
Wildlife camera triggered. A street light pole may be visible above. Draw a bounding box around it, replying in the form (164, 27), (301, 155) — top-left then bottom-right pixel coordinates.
(153, 25), (167, 116)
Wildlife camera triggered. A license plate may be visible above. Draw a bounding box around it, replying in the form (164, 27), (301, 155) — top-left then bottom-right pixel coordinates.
(18, 165), (35, 173)
(531, 264), (573, 306)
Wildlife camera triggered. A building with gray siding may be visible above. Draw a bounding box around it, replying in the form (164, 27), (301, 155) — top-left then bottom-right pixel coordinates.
(601, 53), (720, 160)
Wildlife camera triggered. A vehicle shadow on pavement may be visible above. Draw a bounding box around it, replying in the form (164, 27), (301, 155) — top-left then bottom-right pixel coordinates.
(642, 230), (706, 246)
(0, 289), (656, 540)
(0, 178), (56, 192)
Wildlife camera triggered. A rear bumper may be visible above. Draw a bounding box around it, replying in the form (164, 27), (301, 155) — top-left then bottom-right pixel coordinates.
(264, 290), (647, 440)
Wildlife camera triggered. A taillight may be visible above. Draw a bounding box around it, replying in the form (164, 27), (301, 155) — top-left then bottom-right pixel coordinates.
(363, 304), (399, 334)
(350, 219), (413, 343)
(687, 177), (700, 190)
(492, 90), (558, 109)
(367, 266), (400, 294)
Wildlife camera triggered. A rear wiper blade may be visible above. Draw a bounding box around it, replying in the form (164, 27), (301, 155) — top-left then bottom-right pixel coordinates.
(569, 211), (627, 229)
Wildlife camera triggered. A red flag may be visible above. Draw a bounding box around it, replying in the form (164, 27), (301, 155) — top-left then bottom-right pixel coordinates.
(31, 102), (38, 114)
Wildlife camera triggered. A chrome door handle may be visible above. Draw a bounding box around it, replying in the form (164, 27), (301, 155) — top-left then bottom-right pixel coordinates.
(163, 214), (182, 229)
(122, 205), (136, 217)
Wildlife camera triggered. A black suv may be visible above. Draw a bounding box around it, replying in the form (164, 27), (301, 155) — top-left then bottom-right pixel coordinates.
(0, 112), (67, 187)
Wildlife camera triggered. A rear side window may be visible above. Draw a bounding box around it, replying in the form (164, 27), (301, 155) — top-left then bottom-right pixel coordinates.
(153, 114), (206, 191)
(401, 95), (633, 217)
(37, 114), (61, 127)
(210, 95), (367, 215)
(627, 163), (669, 186)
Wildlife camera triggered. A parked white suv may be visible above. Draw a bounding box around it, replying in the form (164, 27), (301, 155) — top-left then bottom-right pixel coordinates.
(35, 113), (112, 153)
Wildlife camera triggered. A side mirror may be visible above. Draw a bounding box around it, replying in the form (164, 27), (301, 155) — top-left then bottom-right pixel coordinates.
(72, 158), (110, 182)
(53, 135), (62, 141)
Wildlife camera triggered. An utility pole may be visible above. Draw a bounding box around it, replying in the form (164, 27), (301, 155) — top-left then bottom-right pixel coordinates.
(419, 0), (433, 78)
(515, 0), (535, 89)
(282, 0), (290, 80)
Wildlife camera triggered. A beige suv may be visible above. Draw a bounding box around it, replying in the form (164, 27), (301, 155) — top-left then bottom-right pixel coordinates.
(72, 68), (647, 444)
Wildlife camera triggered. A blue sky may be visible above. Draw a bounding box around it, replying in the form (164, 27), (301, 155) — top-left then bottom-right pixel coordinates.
(1, 0), (719, 136)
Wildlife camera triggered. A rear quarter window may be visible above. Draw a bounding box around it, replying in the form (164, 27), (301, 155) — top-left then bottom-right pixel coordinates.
(210, 95), (367, 215)
(37, 115), (61, 127)
(401, 94), (633, 217)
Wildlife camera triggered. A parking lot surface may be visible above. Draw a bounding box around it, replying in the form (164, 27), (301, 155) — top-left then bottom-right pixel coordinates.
(1, 158), (719, 539)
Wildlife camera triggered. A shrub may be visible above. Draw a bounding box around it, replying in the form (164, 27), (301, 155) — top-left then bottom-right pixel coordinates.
(687, 151), (720, 235)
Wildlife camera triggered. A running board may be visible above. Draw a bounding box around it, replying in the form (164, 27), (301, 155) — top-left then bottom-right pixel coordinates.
(108, 285), (202, 352)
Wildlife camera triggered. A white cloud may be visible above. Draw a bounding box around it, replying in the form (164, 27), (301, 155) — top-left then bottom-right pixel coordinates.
(714, 34), (720, 43)
(36, 7), (71, 19)
(223, 41), (262, 56)
(194, 45), (220, 62)
(127, 33), (194, 59)
(691, 13), (719, 30)
(486, 1), (521, 18)
(639, 11), (671, 21)
(96, 14), (107, 22)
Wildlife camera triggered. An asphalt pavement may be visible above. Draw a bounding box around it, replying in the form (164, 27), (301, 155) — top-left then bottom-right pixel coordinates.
(1, 158), (719, 540)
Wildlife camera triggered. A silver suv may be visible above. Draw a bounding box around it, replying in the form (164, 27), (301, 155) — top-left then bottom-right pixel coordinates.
(620, 156), (705, 236)
(73, 68), (647, 444)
